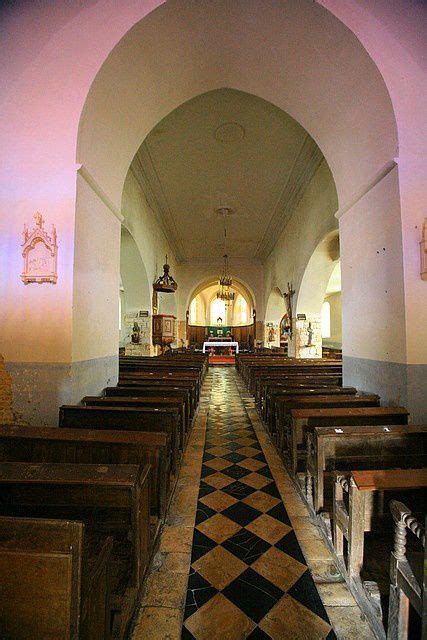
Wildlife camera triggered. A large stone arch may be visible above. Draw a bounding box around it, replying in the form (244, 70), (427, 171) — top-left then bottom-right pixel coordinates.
(294, 230), (340, 357)
(186, 277), (256, 317)
(76, 0), (397, 209)
(1, 0), (425, 422)
(120, 226), (151, 345)
(264, 288), (287, 348)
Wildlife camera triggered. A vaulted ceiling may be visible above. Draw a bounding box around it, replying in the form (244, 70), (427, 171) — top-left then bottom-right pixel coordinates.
(131, 89), (323, 263)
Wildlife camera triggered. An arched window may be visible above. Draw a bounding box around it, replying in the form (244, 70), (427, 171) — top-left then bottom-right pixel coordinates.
(233, 294), (249, 325)
(321, 301), (331, 338)
(189, 297), (197, 324)
(210, 298), (227, 325)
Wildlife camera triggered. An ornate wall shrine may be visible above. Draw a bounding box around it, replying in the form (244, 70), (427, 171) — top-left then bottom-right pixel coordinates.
(21, 213), (58, 285)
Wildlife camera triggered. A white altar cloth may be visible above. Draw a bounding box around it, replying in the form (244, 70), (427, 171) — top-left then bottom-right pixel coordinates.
(202, 341), (239, 354)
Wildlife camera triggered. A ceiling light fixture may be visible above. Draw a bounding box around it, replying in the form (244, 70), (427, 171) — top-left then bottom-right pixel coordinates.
(216, 207), (235, 306)
(153, 255), (178, 293)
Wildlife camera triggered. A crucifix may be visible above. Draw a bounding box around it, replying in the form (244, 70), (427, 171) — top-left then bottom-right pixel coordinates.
(283, 282), (295, 337)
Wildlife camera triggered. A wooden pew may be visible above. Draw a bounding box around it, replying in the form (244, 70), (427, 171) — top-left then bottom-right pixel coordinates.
(387, 500), (426, 640)
(246, 363), (342, 394)
(119, 371), (201, 403)
(333, 469), (427, 584)
(257, 374), (344, 415)
(0, 516), (113, 640)
(308, 425), (427, 512)
(59, 405), (181, 472)
(275, 394), (380, 452)
(289, 407), (410, 474)
(0, 461), (151, 639)
(105, 385), (192, 419)
(83, 395), (188, 443)
(266, 386), (357, 434)
(0, 424), (170, 520)
(111, 379), (197, 415)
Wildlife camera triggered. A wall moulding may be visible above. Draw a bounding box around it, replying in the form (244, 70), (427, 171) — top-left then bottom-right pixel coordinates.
(335, 160), (397, 220)
(77, 164), (124, 223)
(21, 212), (58, 285)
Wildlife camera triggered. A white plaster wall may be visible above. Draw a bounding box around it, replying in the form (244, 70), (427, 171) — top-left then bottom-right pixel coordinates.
(339, 166), (406, 363)
(0, 0), (425, 408)
(121, 169), (179, 315)
(72, 175), (121, 362)
(324, 292), (342, 347)
(264, 161), (339, 306)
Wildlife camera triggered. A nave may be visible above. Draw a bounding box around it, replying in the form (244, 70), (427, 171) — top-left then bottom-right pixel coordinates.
(132, 367), (374, 640)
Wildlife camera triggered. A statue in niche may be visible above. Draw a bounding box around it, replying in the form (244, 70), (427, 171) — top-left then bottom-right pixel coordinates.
(307, 322), (313, 346)
(21, 212), (58, 284)
(131, 322), (141, 344)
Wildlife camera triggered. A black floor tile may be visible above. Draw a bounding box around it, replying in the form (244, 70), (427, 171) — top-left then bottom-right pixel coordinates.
(222, 567), (284, 623)
(266, 502), (292, 526)
(196, 501), (218, 525)
(246, 628), (272, 639)
(222, 480), (257, 500)
(222, 451), (247, 463)
(275, 530), (307, 566)
(183, 568), (218, 619)
(221, 464), (252, 480)
(191, 528), (218, 562)
(222, 528), (271, 564)
(198, 481), (217, 498)
(181, 625), (197, 639)
(221, 501), (263, 527)
(260, 482), (281, 498)
(256, 465), (274, 479)
(200, 464), (219, 478)
(287, 570), (330, 622)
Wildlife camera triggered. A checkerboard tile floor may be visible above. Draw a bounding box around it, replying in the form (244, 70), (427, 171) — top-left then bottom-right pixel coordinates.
(181, 368), (337, 639)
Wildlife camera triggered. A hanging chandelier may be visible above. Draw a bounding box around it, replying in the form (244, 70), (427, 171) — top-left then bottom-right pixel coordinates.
(153, 255), (178, 293)
(216, 207), (235, 305)
(217, 254), (235, 303)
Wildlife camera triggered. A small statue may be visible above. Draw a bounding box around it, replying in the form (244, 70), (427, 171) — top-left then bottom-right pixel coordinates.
(34, 212), (44, 228)
(307, 322), (313, 346)
(131, 321), (141, 344)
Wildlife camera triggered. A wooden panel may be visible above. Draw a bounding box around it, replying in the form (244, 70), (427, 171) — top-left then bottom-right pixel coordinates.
(352, 468), (427, 491)
(0, 550), (73, 640)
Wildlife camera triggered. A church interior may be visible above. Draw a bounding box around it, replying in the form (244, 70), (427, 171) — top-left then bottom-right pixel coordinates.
(0, 1), (426, 638)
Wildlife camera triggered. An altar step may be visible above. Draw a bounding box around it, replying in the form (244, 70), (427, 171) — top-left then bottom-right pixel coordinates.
(209, 355), (236, 366)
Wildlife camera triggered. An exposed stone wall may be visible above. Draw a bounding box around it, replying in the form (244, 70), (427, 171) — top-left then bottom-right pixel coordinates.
(295, 316), (322, 358)
(0, 355), (26, 425)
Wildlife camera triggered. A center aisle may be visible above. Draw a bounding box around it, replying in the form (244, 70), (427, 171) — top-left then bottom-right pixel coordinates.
(181, 367), (336, 639)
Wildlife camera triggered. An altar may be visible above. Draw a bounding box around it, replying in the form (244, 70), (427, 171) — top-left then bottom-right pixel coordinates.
(202, 341), (239, 354)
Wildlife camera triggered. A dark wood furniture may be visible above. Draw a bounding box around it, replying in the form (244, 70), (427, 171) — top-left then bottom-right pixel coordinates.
(333, 468), (427, 582)
(0, 461), (151, 639)
(275, 394), (381, 453)
(311, 425), (427, 512)
(0, 424), (170, 520)
(59, 405), (181, 471)
(0, 516), (113, 640)
(289, 407), (410, 473)
(387, 500), (426, 640)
